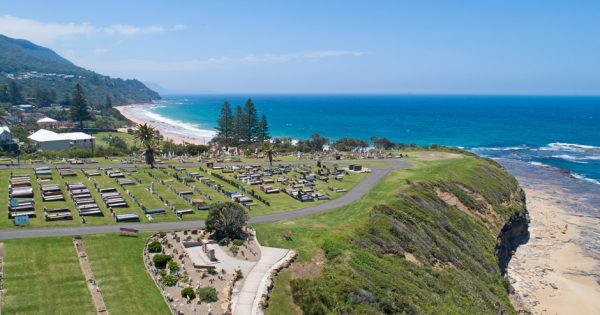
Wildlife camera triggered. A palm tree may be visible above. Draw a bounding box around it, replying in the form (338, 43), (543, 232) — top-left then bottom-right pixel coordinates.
(260, 142), (275, 166)
(134, 123), (160, 168)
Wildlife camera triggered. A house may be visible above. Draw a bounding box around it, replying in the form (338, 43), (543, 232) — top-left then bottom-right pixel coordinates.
(28, 129), (95, 151)
(37, 117), (59, 129)
(15, 104), (34, 112)
(0, 126), (18, 151)
(0, 126), (13, 144)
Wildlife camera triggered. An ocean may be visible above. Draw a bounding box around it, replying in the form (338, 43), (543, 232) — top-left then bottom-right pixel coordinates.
(150, 94), (600, 184)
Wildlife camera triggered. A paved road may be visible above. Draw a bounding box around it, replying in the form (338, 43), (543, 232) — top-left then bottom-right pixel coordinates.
(0, 159), (410, 240)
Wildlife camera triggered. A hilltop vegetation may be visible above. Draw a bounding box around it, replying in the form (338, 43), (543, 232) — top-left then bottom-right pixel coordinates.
(0, 34), (159, 105)
(257, 155), (528, 314)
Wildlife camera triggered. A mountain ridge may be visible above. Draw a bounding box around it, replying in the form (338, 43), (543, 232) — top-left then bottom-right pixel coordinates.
(0, 34), (160, 105)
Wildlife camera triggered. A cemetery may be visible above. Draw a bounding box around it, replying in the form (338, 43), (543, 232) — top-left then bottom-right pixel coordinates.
(1, 162), (367, 228)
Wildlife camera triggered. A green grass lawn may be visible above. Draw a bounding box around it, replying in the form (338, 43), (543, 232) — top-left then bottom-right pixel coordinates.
(2, 237), (97, 314)
(82, 233), (170, 315)
(1, 233), (170, 315)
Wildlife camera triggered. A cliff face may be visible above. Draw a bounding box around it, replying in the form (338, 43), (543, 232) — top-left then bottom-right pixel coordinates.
(290, 157), (529, 314)
(496, 206), (530, 275)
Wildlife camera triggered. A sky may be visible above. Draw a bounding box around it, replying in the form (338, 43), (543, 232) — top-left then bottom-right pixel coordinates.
(1, 1), (599, 95)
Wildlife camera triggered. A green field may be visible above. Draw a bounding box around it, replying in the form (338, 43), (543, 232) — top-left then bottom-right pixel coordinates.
(1, 233), (169, 314)
(2, 237), (96, 314)
(82, 233), (170, 314)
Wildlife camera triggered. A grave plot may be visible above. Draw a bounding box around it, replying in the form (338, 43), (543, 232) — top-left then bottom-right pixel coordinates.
(117, 169), (177, 223)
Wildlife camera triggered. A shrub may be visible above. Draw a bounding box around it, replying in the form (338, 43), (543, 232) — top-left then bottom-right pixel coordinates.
(229, 244), (239, 255)
(168, 260), (179, 272)
(218, 238), (229, 246)
(181, 287), (196, 300)
(161, 274), (178, 286)
(148, 240), (162, 253)
(198, 286), (218, 303)
(235, 268), (243, 281)
(207, 268), (218, 275)
(152, 254), (172, 269)
(232, 239), (244, 246)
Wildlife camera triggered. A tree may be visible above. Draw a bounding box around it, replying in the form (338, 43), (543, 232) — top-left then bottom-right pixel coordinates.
(332, 138), (369, 152)
(134, 123), (160, 167)
(70, 84), (91, 130)
(205, 202), (249, 240)
(310, 133), (329, 151)
(105, 95), (113, 109)
(216, 101), (234, 150)
(243, 98), (258, 146)
(371, 136), (394, 151)
(233, 105), (245, 152)
(257, 114), (269, 143)
(260, 142), (275, 166)
(6, 80), (22, 105)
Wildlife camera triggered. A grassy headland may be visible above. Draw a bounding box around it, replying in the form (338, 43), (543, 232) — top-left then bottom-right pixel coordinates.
(256, 154), (527, 314)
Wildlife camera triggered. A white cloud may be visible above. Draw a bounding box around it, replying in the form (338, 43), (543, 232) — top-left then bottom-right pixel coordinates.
(172, 24), (186, 31)
(93, 48), (108, 55)
(104, 24), (165, 36)
(0, 15), (183, 44)
(0, 15), (94, 44)
(84, 50), (368, 73)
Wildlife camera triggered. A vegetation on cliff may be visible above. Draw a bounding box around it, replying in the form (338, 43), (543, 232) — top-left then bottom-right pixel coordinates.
(256, 154), (528, 314)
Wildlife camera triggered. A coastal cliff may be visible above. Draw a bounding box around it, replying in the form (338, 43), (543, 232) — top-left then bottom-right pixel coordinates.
(286, 155), (529, 314)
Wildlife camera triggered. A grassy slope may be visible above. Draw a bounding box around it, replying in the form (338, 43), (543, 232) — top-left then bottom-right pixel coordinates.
(256, 155), (525, 314)
(82, 233), (170, 314)
(2, 237), (96, 314)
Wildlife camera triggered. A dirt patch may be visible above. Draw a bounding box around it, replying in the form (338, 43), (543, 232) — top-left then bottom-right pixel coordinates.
(290, 250), (326, 279)
(403, 252), (423, 267)
(413, 152), (461, 161)
(436, 190), (472, 216)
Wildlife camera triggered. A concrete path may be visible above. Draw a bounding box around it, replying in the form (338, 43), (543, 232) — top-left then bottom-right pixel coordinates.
(0, 159), (411, 240)
(232, 247), (290, 315)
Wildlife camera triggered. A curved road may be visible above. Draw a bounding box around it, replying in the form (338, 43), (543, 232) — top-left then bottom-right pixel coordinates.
(0, 159), (411, 240)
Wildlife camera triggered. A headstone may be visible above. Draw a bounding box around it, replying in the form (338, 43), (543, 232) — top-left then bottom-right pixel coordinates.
(208, 249), (216, 261)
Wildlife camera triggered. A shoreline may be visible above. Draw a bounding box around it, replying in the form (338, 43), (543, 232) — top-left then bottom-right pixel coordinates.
(116, 103), (216, 145)
(507, 183), (600, 314)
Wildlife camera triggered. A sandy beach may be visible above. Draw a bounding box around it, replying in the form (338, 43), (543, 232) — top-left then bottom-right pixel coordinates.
(508, 187), (600, 314)
(116, 103), (216, 145)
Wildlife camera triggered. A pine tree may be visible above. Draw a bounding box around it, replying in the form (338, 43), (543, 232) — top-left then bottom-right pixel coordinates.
(243, 98), (258, 145)
(70, 84), (91, 131)
(233, 105), (245, 151)
(216, 101), (234, 150)
(6, 81), (22, 105)
(105, 95), (113, 108)
(257, 114), (269, 143)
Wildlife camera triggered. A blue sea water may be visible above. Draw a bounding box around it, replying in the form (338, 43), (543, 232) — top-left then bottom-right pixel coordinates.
(151, 94), (600, 183)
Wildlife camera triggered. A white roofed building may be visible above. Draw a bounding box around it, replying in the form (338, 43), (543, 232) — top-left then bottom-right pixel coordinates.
(37, 117), (59, 129)
(28, 129), (95, 151)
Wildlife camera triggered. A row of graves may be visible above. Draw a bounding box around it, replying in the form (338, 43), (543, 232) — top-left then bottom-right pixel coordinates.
(92, 168), (139, 222)
(68, 182), (103, 217)
(215, 164), (343, 203)
(145, 168), (209, 218)
(188, 167), (263, 209)
(36, 167), (72, 221)
(116, 169), (169, 221)
(8, 173), (35, 220)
